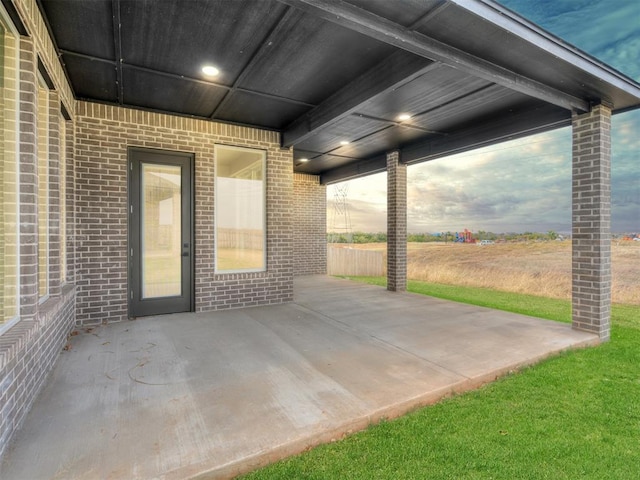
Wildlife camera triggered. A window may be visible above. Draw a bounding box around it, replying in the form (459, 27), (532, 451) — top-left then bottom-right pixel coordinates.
(37, 75), (49, 299)
(214, 145), (266, 273)
(0, 15), (18, 332)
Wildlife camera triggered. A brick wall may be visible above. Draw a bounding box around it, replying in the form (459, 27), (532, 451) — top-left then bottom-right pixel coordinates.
(293, 173), (326, 275)
(74, 102), (293, 325)
(0, 286), (75, 458)
(1, 29), (76, 457)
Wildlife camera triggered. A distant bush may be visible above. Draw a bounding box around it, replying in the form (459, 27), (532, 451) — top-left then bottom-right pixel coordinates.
(328, 230), (563, 244)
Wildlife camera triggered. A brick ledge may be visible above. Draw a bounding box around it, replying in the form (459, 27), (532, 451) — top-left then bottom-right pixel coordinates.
(0, 285), (76, 371)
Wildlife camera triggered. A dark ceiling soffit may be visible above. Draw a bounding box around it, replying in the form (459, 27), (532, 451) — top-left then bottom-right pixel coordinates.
(453, 0), (640, 100)
(278, 0), (590, 113)
(60, 49), (232, 89)
(74, 96), (282, 132)
(36, 0), (78, 99)
(282, 51), (438, 147)
(319, 104), (570, 184)
(124, 62), (232, 92)
(59, 49), (316, 109)
(1, 0), (27, 35)
(210, 6), (302, 118)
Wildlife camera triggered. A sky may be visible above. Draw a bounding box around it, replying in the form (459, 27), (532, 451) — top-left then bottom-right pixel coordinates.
(328, 0), (640, 234)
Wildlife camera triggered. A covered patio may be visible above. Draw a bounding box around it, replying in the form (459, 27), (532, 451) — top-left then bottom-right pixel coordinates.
(0, 276), (597, 479)
(2, 0), (640, 471)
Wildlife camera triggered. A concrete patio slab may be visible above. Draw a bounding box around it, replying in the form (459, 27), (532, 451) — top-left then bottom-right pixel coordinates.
(0, 276), (598, 479)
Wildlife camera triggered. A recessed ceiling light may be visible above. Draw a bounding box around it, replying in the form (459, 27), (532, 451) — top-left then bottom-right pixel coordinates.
(340, 140), (350, 146)
(202, 65), (220, 77)
(299, 158), (309, 163)
(397, 113), (412, 121)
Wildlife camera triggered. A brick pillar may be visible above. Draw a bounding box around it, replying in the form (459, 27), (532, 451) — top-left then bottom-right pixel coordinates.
(387, 150), (407, 292)
(19, 37), (39, 318)
(293, 173), (327, 275)
(572, 104), (611, 341)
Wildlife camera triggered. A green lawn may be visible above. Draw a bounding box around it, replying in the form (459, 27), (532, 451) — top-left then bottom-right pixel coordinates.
(243, 277), (640, 479)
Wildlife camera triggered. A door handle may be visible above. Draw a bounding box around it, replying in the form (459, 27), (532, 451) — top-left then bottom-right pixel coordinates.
(182, 242), (190, 257)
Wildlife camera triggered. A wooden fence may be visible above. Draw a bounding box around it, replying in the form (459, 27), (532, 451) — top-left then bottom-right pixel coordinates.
(327, 246), (384, 277)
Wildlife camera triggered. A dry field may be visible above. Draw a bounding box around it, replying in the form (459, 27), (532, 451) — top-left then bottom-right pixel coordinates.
(330, 241), (640, 305)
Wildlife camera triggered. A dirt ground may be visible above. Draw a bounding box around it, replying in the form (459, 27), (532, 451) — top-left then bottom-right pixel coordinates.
(330, 241), (640, 305)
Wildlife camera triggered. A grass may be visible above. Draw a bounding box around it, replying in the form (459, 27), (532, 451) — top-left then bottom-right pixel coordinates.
(243, 278), (640, 480)
(351, 276), (574, 321)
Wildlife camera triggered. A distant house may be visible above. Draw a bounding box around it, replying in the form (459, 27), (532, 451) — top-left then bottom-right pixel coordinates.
(1, 0), (639, 458)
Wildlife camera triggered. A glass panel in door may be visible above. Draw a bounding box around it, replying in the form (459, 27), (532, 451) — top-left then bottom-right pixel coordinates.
(141, 163), (182, 298)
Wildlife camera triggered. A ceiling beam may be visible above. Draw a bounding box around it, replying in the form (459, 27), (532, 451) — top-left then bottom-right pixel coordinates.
(318, 103), (571, 184)
(320, 154), (387, 184)
(278, 0), (590, 113)
(282, 51), (437, 147)
(401, 103), (571, 164)
(60, 49), (115, 66)
(112, 0), (124, 104)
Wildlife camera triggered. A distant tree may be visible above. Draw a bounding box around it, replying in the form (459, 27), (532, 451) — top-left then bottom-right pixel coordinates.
(374, 232), (387, 243)
(408, 233), (428, 242)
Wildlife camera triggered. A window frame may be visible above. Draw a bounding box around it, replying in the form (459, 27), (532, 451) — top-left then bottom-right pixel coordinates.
(213, 144), (267, 274)
(0, 6), (20, 335)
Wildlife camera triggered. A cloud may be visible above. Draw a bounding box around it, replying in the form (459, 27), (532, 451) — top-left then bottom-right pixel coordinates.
(405, 130), (573, 232)
(327, 176), (387, 232)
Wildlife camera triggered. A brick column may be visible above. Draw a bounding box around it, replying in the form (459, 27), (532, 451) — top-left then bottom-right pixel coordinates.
(387, 150), (407, 292)
(572, 104), (612, 341)
(293, 173), (327, 275)
(18, 37), (39, 318)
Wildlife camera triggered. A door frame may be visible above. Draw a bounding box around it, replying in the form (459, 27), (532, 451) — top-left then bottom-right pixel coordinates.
(127, 147), (195, 317)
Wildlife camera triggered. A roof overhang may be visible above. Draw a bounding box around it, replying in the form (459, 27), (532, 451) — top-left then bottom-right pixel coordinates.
(36, 0), (640, 183)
